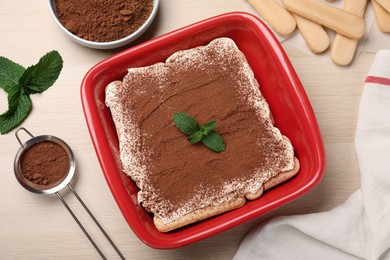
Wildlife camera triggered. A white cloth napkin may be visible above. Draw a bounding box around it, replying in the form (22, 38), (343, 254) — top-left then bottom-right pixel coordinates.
(234, 50), (390, 260)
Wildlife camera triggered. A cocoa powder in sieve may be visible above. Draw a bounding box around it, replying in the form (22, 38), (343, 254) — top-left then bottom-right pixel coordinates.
(54, 0), (154, 42)
(21, 141), (69, 187)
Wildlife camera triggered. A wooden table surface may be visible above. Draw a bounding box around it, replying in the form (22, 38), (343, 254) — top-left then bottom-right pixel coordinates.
(0, 1), (382, 259)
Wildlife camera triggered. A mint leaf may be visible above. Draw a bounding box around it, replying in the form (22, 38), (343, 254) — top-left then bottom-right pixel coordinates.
(173, 112), (200, 135)
(188, 130), (203, 144)
(173, 112), (226, 153)
(0, 51), (63, 134)
(19, 50), (63, 94)
(0, 57), (25, 91)
(201, 130), (226, 153)
(1, 87), (22, 117)
(200, 121), (216, 135)
(0, 92), (32, 134)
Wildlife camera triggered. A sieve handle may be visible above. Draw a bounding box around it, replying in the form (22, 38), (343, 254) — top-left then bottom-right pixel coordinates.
(67, 184), (125, 260)
(56, 192), (107, 260)
(15, 127), (34, 146)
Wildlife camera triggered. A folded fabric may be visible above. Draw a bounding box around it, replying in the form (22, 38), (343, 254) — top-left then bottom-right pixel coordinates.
(234, 50), (390, 260)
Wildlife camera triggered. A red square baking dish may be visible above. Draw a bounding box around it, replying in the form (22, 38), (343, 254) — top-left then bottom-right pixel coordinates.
(81, 12), (325, 249)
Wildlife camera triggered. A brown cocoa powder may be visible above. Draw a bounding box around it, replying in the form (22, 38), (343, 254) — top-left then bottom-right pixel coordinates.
(54, 0), (154, 42)
(106, 38), (295, 223)
(21, 141), (69, 187)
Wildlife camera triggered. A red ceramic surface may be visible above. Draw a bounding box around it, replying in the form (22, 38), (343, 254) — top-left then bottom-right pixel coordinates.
(81, 12), (325, 249)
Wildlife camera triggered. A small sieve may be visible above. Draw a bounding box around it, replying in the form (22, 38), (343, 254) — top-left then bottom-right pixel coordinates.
(14, 127), (124, 260)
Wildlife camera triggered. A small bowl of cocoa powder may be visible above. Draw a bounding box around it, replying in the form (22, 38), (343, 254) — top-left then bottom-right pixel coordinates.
(47, 0), (159, 49)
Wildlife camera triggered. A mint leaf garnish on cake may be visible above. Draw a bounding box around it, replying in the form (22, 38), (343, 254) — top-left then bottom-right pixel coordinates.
(173, 112), (226, 152)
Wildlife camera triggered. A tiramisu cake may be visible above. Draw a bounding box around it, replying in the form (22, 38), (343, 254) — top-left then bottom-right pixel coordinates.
(105, 38), (300, 232)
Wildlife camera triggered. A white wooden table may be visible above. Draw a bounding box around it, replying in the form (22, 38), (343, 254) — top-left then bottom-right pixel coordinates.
(0, 1), (380, 259)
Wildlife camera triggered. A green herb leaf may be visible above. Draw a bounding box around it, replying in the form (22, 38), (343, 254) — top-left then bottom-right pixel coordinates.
(188, 130), (203, 144)
(173, 112), (200, 135)
(1, 87), (22, 117)
(173, 112), (226, 153)
(0, 92), (32, 134)
(0, 57), (25, 91)
(201, 130), (226, 153)
(0, 51), (63, 134)
(19, 50), (63, 94)
(200, 121), (216, 135)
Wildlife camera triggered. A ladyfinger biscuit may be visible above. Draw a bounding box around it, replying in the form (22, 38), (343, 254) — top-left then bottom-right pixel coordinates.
(372, 0), (390, 33)
(154, 197), (246, 232)
(293, 14), (329, 54)
(374, 0), (390, 14)
(331, 0), (367, 66)
(248, 0), (296, 36)
(263, 157), (299, 190)
(245, 157), (300, 200)
(283, 0), (366, 40)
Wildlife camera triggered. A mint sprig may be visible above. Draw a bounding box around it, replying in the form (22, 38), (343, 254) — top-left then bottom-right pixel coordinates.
(173, 112), (226, 152)
(0, 51), (63, 134)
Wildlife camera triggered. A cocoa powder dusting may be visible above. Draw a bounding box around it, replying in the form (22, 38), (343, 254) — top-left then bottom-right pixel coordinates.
(105, 38), (295, 223)
(21, 141), (69, 188)
(54, 0), (154, 42)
